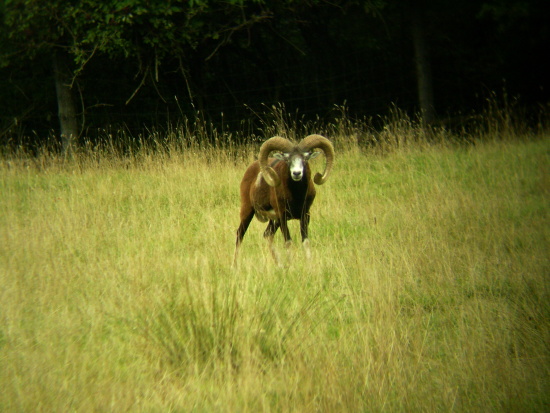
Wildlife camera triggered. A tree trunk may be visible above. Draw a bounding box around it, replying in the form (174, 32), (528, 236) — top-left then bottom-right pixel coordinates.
(52, 50), (79, 154)
(411, 7), (435, 126)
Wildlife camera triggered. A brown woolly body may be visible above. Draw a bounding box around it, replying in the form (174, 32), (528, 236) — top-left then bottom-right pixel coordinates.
(246, 157), (316, 222)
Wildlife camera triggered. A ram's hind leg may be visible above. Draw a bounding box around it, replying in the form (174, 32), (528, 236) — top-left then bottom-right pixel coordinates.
(233, 209), (254, 268)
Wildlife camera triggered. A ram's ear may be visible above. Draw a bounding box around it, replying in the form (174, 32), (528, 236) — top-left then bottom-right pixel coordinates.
(305, 151), (321, 160)
(273, 152), (288, 160)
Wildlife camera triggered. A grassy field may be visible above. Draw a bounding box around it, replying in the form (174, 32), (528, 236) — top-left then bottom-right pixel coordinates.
(1, 132), (549, 411)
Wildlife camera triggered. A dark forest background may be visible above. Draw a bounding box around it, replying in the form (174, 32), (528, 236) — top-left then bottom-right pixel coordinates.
(1, 0), (549, 149)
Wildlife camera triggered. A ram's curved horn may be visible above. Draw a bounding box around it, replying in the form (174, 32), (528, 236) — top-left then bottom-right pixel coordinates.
(258, 136), (295, 187)
(298, 134), (335, 185)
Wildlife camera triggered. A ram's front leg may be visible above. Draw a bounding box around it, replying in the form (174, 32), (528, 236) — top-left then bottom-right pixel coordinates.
(276, 214), (295, 267)
(264, 220), (282, 266)
(300, 212), (312, 259)
(279, 214), (292, 249)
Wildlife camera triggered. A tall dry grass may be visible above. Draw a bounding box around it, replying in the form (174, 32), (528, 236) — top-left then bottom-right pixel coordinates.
(0, 109), (549, 411)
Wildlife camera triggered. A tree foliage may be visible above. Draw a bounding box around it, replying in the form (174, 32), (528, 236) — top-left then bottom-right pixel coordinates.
(2, 0), (271, 73)
(0, 0), (548, 144)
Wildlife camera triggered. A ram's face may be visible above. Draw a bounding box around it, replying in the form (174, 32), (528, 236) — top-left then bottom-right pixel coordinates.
(288, 154), (306, 181)
(274, 150), (318, 182)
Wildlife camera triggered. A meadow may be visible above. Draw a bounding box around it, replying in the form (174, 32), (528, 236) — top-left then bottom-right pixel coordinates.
(0, 116), (549, 411)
